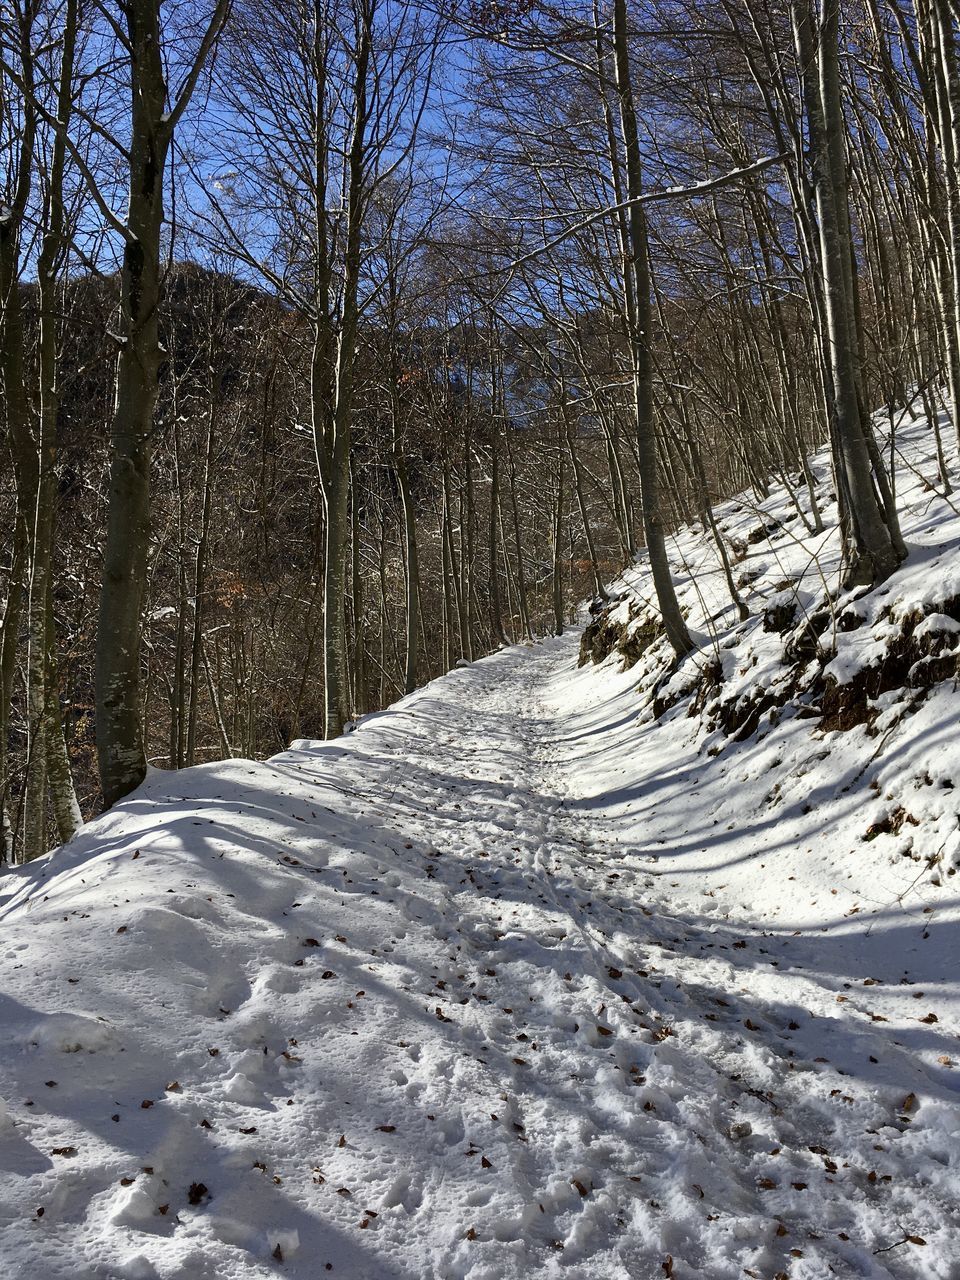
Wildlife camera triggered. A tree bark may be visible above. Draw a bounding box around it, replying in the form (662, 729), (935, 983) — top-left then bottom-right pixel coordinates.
(612, 0), (693, 656)
(96, 0), (229, 807)
(792, 0), (903, 587)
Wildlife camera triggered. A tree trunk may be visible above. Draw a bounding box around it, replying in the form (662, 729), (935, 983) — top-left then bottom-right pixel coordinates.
(313, 0), (371, 738)
(612, 0), (693, 656)
(32, 0), (81, 844)
(551, 440), (565, 636)
(96, 0), (171, 807)
(792, 0), (903, 587)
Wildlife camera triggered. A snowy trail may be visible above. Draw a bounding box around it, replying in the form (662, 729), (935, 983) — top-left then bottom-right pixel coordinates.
(1, 636), (958, 1280)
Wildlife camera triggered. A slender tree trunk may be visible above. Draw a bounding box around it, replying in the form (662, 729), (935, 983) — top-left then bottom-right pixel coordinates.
(792, 0), (903, 587)
(314, 0), (371, 738)
(487, 432), (507, 645)
(396, 450), (420, 692)
(0, 519), (27, 862)
(97, 1), (170, 806)
(32, 0), (81, 844)
(612, 0), (692, 655)
(931, 0), (960, 445)
(487, 335), (508, 644)
(186, 379), (219, 765)
(551, 439), (565, 635)
(559, 373), (605, 599)
(504, 428), (533, 640)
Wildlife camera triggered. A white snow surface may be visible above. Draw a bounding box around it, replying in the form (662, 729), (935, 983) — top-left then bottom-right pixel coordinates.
(2, 410), (960, 1279)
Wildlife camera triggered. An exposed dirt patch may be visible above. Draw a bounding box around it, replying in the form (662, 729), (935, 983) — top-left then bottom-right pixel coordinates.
(783, 609), (832, 664)
(763, 596), (797, 635)
(863, 807), (920, 841)
(746, 520), (780, 546)
(582, 589), (960, 754)
(687, 658), (723, 719)
(820, 608), (960, 733)
(579, 599), (662, 671)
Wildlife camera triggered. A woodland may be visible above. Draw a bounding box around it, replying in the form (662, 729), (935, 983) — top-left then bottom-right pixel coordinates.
(2, 0), (959, 858)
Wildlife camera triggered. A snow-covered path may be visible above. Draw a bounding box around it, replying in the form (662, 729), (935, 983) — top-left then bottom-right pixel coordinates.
(1, 636), (958, 1280)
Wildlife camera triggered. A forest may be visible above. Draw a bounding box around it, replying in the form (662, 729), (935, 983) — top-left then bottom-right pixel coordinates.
(0, 0), (957, 855)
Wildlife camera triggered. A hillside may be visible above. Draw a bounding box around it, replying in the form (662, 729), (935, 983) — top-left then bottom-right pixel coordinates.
(0, 408), (958, 1280)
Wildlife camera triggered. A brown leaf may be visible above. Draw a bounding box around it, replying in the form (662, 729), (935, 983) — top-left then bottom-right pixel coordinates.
(481, 1156), (492, 1169)
(375, 1125), (396, 1133)
(465, 1227), (478, 1241)
(51, 1147), (77, 1157)
(188, 1182), (208, 1205)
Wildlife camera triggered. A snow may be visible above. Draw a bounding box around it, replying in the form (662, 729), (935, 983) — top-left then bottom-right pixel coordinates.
(1, 412), (959, 1278)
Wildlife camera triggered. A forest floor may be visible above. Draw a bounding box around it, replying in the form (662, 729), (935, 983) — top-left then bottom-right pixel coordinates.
(2, 411), (960, 1280)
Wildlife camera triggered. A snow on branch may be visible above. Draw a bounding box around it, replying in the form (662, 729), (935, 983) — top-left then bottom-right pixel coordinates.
(490, 152), (788, 279)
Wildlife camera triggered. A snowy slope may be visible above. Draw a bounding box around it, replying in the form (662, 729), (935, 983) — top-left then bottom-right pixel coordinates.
(1, 409), (959, 1280)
